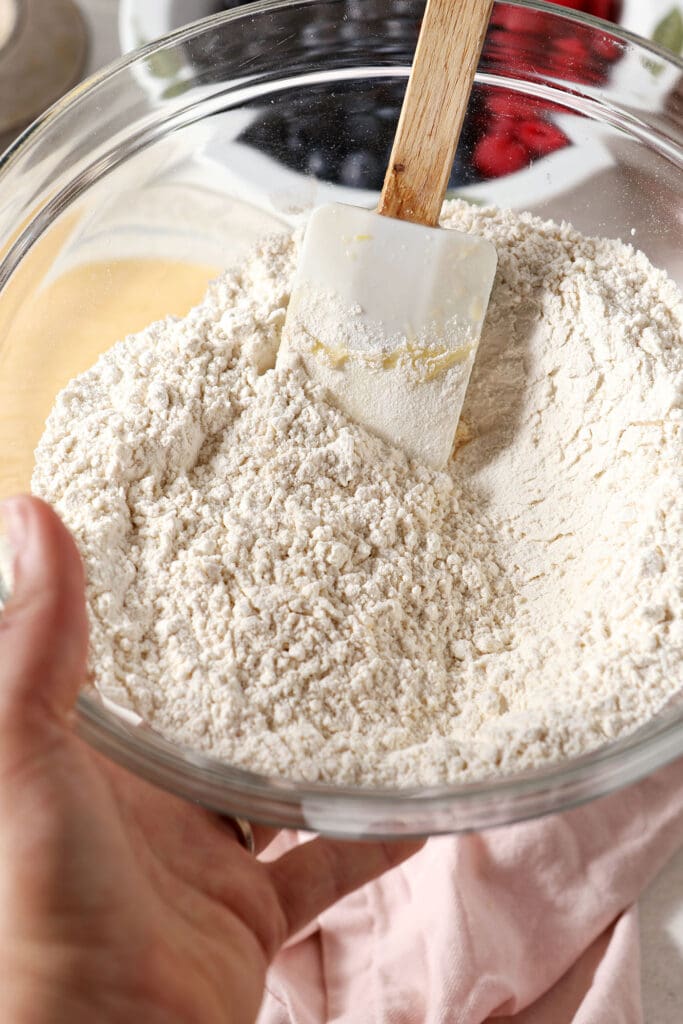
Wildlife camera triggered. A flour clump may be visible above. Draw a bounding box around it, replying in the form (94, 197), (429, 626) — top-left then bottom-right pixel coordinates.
(31, 203), (683, 786)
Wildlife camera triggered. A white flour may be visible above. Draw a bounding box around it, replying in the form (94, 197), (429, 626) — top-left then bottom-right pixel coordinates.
(31, 202), (683, 786)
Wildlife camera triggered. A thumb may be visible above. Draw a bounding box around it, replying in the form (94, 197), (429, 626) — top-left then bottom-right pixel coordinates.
(0, 496), (88, 734)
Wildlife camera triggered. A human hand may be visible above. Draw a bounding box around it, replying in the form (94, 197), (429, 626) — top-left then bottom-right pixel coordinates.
(0, 496), (422, 1024)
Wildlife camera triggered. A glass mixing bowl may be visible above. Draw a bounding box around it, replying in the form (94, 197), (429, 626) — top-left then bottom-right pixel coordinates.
(0, 1), (681, 838)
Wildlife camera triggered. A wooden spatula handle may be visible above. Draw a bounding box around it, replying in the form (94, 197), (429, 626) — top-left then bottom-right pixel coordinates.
(378, 0), (494, 228)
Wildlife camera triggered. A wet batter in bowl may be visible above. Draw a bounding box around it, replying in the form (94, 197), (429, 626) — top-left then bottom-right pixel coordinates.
(30, 201), (683, 785)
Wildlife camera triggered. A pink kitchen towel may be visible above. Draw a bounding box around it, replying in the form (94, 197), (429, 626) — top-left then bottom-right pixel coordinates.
(258, 756), (683, 1023)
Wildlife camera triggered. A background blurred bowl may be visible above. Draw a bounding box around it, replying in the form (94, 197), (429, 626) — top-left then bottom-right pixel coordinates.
(0, 0), (681, 837)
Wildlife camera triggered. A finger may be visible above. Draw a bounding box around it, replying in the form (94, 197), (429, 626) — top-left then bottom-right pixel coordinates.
(0, 496), (88, 732)
(252, 825), (279, 856)
(101, 741), (279, 857)
(102, 752), (278, 861)
(214, 817), (279, 856)
(266, 836), (425, 939)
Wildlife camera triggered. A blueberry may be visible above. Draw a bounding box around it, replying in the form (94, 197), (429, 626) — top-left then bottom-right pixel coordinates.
(340, 149), (384, 189)
(347, 112), (384, 144)
(449, 145), (482, 188)
(301, 21), (340, 49)
(286, 122), (309, 156)
(392, 0), (417, 15)
(339, 21), (362, 43)
(307, 148), (341, 180)
(447, 91), (486, 188)
(385, 18), (418, 41)
(341, 89), (371, 117)
(345, 0), (387, 20)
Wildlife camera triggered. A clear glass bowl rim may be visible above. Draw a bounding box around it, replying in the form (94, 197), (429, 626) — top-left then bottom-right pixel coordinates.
(1, 0), (681, 836)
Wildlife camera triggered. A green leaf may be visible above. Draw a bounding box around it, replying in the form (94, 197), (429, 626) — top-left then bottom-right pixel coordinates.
(146, 49), (184, 81)
(162, 80), (192, 100)
(642, 56), (665, 77)
(653, 8), (683, 54)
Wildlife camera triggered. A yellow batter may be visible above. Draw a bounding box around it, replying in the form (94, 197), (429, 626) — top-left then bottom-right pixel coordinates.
(0, 221), (216, 499)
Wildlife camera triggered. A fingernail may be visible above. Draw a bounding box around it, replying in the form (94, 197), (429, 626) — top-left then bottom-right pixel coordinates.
(0, 498), (28, 605)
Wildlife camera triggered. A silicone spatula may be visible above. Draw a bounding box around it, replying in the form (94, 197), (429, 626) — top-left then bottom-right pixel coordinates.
(277, 0), (497, 469)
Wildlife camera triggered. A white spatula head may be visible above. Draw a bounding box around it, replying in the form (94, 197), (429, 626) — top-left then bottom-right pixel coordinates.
(278, 203), (497, 469)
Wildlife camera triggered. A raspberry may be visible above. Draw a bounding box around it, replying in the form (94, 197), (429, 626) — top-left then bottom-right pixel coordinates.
(473, 133), (529, 178)
(558, 0), (623, 19)
(545, 38), (604, 84)
(587, 1), (621, 19)
(556, 60), (605, 85)
(553, 35), (591, 61)
(515, 118), (569, 156)
(552, 0), (616, 14)
(492, 10), (553, 35)
(591, 33), (623, 61)
(485, 97), (524, 120)
(486, 28), (531, 53)
(485, 92), (534, 119)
